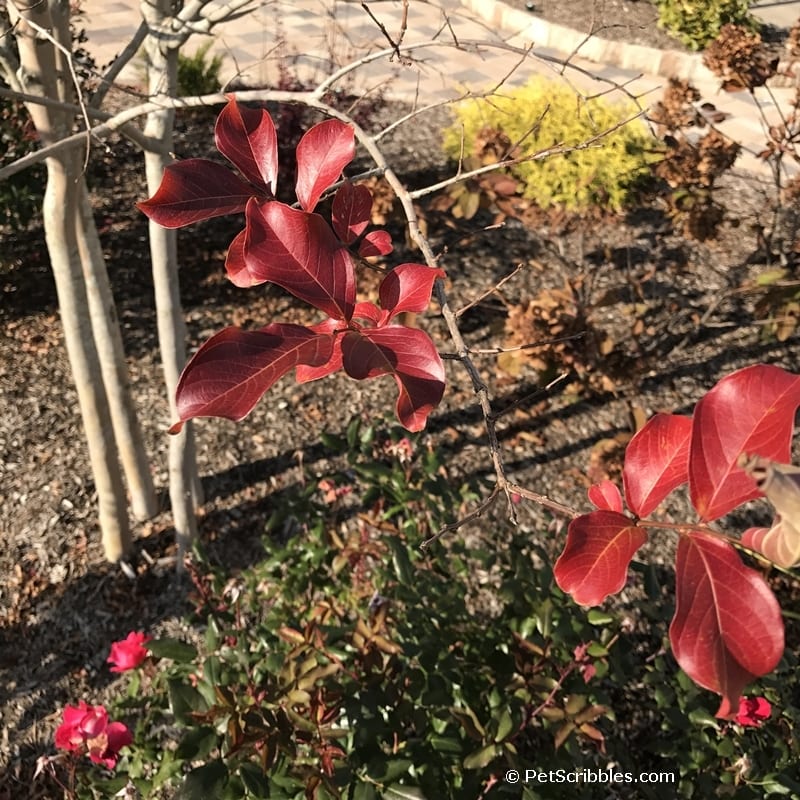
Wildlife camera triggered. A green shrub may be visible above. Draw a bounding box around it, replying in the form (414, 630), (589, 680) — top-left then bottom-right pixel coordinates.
(442, 76), (655, 214)
(49, 419), (800, 799)
(177, 41), (224, 97)
(656, 0), (759, 50)
(0, 96), (44, 230)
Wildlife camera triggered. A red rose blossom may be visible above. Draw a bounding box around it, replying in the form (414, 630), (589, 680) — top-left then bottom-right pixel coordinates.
(107, 631), (151, 673)
(54, 702), (131, 769)
(734, 696), (772, 727)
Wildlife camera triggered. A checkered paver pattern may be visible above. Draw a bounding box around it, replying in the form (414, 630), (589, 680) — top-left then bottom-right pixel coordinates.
(76, 0), (799, 176)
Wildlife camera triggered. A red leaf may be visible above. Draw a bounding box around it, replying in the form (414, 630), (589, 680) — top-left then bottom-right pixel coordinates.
(340, 326), (444, 431)
(623, 413), (692, 518)
(358, 230), (393, 257)
(553, 511), (646, 606)
(169, 324), (333, 433)
(379, 263), (445, 319)
(587, 480), (623, 512)
(137, 159), (253, 228)
(742, 519), (800, 568)
(225, 229), (263, 288)
(690, 365), (800, 521)
(352, 301), (386, 326)
(245, 200), (356, 320)
(215, 99), (278, 195)
(331, 182), (371, 244)
(295, 318), (344, 383)
(295, 120), (354, 212)
(670, 531), (784, 718)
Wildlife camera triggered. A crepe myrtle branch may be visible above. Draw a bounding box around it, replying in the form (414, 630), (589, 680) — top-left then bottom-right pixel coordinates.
(90, 21), (149, 109)
(317, 103), (522, 524)
(9, 0), (93, 163)
(421, 484), (503, 549)
(489, 371), (571, 422)
(360, 0), (410, 64)
(0, 33), (651, 530)
(456, 263), (527, 317)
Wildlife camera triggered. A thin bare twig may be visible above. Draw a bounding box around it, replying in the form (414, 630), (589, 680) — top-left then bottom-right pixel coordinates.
(489, 371), (571, 421)
(90, 21), (149, 108)
(456, 262), (526, 317)
(360, 0), (411, 65)
(421, 484), (501, 549)
(468, 333), (586, 356)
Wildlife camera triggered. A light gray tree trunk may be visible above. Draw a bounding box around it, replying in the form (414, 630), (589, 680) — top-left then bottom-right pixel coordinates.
(75, 183), (158, 521)
(9, 0), (133, 560)
(141, 0), (202, 561)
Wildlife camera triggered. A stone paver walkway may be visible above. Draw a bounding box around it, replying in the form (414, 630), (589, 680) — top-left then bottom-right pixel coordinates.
(78, 0), (800, 176)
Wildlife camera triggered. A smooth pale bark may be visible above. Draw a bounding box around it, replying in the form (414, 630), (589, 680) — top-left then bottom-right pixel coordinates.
(9, 1), (132, 560)
(141, 0), (202, 560)
(75, 183), (158, 521)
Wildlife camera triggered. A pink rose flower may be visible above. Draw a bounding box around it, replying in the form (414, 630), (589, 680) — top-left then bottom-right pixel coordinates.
(54, 702), (108, 751)
(54, 702), (132, 769)
(86, 722), (133, 769)
(107, 631), (151, 673)
(734, 696), (772, 727)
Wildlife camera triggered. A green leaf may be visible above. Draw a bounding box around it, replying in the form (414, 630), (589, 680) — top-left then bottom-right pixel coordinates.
(384, 786), (428, 800)
(175, 726), (218, 761)
(352, 783), (378, 800)
(449, 706), (486, 740)
(239, 762), (270, 798)
(370, 759), (414, 783)
(149, 638), (198, 662)
(429, 735), (463, 754)
(463, 743), (499, 769)
(493, 707), (514, 742)
(389, 538), (414, 585)
(320, 431), (345, 451)
(168, 678), (209, 724)
(688, 708), (720, 730)
(177, 761), (228, 800)
(204, 655), (223, 686)
(205, 619), (220, 651)
(346, 417), (361, 450)
(756, 267), (788, 287)
(587, 609), (614, 625)
(758, 778), (793, 795)
(152, 751), (182, 789)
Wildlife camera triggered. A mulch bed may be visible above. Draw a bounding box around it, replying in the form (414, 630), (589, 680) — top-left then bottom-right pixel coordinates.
(3, 32), (800, 798)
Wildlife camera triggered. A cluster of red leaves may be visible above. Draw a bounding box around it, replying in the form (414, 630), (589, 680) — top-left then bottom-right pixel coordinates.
(554, 364), (800, 718)
(138, 98), (445, 432)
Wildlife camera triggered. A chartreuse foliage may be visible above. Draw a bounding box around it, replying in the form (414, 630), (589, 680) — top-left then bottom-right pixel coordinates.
(138, 98), (445, 433)
(441, 76), (655, 213)
(656, 0), (758, 50)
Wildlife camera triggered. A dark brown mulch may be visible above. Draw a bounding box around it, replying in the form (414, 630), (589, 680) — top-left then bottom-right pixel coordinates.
(505, 0), (686, 50)
(2, 54), (800, 800)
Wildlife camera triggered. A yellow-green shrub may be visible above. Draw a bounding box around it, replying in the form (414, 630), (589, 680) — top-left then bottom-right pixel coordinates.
(442, 77), (656, 213)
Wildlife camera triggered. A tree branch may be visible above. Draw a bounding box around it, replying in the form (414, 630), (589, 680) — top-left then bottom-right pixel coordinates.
(90, 21), (150, 108)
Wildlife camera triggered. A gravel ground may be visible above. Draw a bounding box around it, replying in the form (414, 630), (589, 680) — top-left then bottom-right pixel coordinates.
(3, 51), (800, 798)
